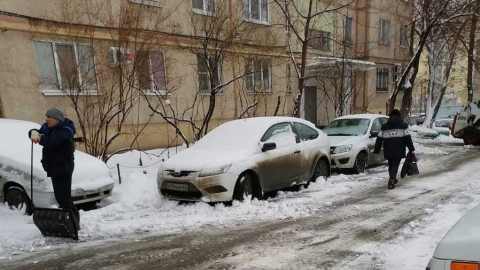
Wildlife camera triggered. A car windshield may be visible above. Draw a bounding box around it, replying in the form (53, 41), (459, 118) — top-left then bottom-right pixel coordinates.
(323, 118), (370, 136)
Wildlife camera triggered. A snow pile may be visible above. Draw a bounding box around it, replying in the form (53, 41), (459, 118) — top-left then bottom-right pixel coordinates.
(413, 143), (448, 155)
(434, 135), (463, 144)
(410, 125), (438, 135)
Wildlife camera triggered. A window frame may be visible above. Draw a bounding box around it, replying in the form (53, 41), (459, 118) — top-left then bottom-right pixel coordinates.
(376, 68), (390, 92)
(192, 0), (216, 16)
(138, 51), (168, 95)
(197, 54), (222, 95)
(378, 19), (391, 45)
(246, 59), (272, 94)
(286, 64), (292, 95)
(308, 29), (332, 51)
(242, 0), (270, 24)
(33, 40), (99, 96)
(130, 0), (163, 7)
(400, 25), (409, 48)
(293, 122), (319, 142)
(343, 15), (353, 42)
(261, 122), (295, 145)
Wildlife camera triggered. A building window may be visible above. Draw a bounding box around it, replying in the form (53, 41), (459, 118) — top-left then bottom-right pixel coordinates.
(400, 25), (409, 47)
(376, 68), (389, 91)
(308, 30), (331, 51)
(343, 16), (353, 42)
(242, 0), (268, 23)
(286, 64), (292, 95)
(34, 41), (97, 94)
(192, 0), (215, 15)
(137, 51), (167, 94)
(197, 55), (222, 95)
(378, 19), (391, 45)
(246, 59), (272, 93)
(130, 0), (163, 7)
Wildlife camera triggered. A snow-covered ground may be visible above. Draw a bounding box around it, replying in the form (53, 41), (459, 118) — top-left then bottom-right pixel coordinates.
(0, 136), (479, 270)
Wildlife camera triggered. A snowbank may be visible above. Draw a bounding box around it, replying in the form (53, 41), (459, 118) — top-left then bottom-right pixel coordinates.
(410, 125), (438, 135)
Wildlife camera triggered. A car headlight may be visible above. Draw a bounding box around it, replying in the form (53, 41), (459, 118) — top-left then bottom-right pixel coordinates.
(333, 144), (352, 154)
(198, 164), (232, 177)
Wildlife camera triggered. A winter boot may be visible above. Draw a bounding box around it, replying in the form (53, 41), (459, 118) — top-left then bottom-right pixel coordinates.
(388, 178), (396, 189)
(393, 178), (398, 185)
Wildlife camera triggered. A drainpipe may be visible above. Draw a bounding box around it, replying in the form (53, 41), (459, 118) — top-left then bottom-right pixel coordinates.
(363, 0), (371, 111)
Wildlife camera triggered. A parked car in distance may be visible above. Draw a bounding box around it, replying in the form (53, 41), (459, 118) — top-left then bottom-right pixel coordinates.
(157, 117), (331, 203)
(323, 114), (389, 173)
(426, 203), (480, 270)
(0, 119), (115, 214)
(434, 118), (454, 129)
(408, 114), (427, 126)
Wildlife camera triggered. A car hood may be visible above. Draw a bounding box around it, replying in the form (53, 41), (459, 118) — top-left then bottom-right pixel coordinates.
(434, 204), (480, 261)
(328, 136), (364, 147)
(163, 147), (251, 172)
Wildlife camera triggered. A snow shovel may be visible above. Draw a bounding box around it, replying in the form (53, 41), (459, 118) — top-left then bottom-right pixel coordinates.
(30, 142), (79, 241)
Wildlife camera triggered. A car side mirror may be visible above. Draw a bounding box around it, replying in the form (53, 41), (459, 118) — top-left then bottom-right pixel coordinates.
(370, 132), (378, 138)
(262, 142), (277, 152)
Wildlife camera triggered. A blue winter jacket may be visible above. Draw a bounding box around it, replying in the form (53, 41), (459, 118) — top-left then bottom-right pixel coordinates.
(374, 116), (415, 160)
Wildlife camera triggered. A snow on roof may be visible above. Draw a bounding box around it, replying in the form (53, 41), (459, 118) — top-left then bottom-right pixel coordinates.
(0, 119), (113, 191)
(306, 57), (376, 71)
(335, 114), (387, 120)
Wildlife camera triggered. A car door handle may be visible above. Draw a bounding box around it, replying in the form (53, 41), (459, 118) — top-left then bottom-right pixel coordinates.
(294, 150), (301, 154)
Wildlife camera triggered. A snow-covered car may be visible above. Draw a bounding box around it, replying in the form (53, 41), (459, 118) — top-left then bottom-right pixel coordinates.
(323, 114), (389, 173)
(157, 117), (330, 202)
(426, 203), (480, 270)
(0, 119), (115, 214)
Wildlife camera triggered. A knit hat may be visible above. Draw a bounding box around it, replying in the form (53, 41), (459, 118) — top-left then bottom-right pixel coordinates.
(45, 108), (65, 122)
(389, 109), (401, 117)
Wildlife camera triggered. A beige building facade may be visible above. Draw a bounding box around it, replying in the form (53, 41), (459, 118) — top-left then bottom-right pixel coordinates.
(0, 0), (412, 153)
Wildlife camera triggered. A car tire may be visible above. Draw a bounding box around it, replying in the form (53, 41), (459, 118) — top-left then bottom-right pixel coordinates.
(463, 130), (480, 146)
(6, 186), (33, 215)
(353, 152), (367, 174)
(233, 173), (254, 201)
(311, 158), (329, 184)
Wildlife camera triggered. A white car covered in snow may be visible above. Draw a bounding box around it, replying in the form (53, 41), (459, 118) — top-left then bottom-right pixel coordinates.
(323, 114), (388, 173)
(157, 117), (330, 202)
(0, 119), (115, 214)
(426, 203), (480, 270)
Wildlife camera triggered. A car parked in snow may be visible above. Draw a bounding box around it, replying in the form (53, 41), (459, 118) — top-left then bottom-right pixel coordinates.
(426, 203), (480, 270)
(0, 119), (115, 214)
(323, 114), (389, 173)
(157, 117), (330, 202)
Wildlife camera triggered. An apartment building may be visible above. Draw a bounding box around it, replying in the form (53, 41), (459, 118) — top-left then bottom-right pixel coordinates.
(0, 0), (413, 152)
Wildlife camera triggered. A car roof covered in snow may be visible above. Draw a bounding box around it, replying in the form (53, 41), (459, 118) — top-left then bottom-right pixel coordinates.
(433, 203), (480, 261)
(0, 118), (114, 191)
(226, 116), (318, 128)
(334, 114), (388, 121)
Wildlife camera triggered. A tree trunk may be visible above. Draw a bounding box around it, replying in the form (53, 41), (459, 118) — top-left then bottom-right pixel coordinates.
(467, 0), (479, 102)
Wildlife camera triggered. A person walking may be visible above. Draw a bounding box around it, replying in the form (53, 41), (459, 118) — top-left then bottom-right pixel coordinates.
(374, 109), (415, 189)
(28, 108), (80, 228)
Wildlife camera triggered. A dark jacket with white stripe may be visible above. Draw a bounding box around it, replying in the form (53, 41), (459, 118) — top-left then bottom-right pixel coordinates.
(374, 115), (415, 160)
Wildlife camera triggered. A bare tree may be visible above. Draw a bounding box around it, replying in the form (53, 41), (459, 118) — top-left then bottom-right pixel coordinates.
(273, 0), (356, 118)
(42, 0), (178, 161)
(144, 0), (279, 143)
(387, 0), (474, 119)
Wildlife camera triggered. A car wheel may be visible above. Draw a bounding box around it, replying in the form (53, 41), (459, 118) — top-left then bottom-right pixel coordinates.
(311, 158), (329, 183)
(6, 186), (33, 215)
(353, 152), (367, 174)
(463, 130), (479, 146)
(233, 173), (254, 201)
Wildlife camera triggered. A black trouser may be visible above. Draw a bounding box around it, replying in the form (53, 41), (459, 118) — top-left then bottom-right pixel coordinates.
(387, 159), (402, 179)
(51, 175), (79, 226)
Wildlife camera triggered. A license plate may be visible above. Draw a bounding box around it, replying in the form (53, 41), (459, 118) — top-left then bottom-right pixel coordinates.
(166, 183), (189, 192)
(76, 189), (99, 196)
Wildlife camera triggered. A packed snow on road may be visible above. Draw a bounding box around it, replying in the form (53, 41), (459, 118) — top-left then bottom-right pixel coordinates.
(1, 133), (479, 270)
